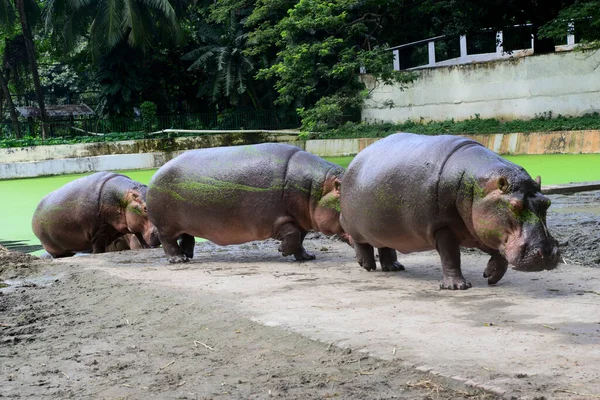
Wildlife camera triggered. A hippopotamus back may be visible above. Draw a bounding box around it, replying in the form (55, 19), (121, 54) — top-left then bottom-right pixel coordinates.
(341, 133), (480, 252)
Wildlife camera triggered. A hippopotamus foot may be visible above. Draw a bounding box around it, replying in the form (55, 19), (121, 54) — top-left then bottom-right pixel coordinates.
(168, 255), (190, 264)
(277, 224), (314, 260)
(354, 242), (377, 271)
(440, 276), (472, 290)
(159, 232), (189, 263)
(435, 228), (472, 290)
(483, 252), (509, 285)
(178, 234), (195, 259)
(378, 247), (405, 272)
(294, 247), (316, 261)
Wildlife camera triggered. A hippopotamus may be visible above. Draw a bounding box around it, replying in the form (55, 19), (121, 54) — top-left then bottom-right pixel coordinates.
(32, 172), (160, 257)
(340, 133), (560, 290)
(146, 143), (346, 263)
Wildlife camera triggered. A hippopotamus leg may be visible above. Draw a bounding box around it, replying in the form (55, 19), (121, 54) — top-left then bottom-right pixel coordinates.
(158, 230), (189, 263)
(91, 225), (121, 254)
(277, 223), (316, 261)
(378, 247), (405, 271)
(354, 242), (377, 271)
(178, 234), (195, 259)
(483, 251), (509, 285)
(294, 231), (316, 261)
(435, 228), (472, 290)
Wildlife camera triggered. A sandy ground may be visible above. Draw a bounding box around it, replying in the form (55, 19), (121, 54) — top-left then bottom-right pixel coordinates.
(1, 191), (599, 400)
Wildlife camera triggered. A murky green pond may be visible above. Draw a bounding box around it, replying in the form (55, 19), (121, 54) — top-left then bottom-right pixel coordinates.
(1, 153), (599, 253)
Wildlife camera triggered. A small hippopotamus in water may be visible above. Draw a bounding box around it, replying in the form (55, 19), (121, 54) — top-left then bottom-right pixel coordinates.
(146, 143), (346, 263)
(340, 133), (560, 290)
(32, 172), (160, 257)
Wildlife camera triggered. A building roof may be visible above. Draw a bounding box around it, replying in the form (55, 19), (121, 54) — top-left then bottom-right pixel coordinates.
(16, 104), (95, 118)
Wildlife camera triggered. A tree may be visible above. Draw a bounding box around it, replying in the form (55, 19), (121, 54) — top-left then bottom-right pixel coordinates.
(539, 1), (600, 48)
(182, 10), (258, 108)
(245, 0), (416, 130)
(0, 34), (29, 137)
(44, 0), (181, 58)
(1, 0), (48, 138)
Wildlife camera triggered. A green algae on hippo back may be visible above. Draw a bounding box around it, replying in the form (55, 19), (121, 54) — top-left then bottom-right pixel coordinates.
(340, 132), (559, 290)
(146, 143), (347, 264)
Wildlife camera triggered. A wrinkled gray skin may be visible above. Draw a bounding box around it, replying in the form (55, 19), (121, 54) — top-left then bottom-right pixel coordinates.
(340, 133), (560, 290)
(147, 144), (346, 263)
(32, 172), (160, 257)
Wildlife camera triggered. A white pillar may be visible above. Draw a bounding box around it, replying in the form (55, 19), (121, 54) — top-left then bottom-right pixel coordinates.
(393, 49), (400, 70)
(567, 22), (575, 45)
(428, 41), (436, 66)
(460, 35), (467, 57)
(496, 31), (503, 54)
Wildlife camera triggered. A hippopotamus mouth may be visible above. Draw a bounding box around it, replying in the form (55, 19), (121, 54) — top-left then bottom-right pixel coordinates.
(134, 232), (161, 249)
(501, 231), (560, 272)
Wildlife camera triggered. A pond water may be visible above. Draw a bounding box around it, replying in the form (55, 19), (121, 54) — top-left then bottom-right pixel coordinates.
(1, 153), (599, 253)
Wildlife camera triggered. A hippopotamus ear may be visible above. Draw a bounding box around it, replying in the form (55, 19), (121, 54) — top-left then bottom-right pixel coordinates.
(333, 178), (341, 196)
(124, 190), (143, 206)
(497, 176), (510, 193)
(535, 175), (542, 189)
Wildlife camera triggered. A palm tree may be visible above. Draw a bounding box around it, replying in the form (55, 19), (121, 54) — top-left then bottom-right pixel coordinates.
(44, 0), (181, 58)
(182, 12), (258, 108)
(0, 34), (28, 138)
(0, 70), (21, 137)
(1, 0), (48, 138)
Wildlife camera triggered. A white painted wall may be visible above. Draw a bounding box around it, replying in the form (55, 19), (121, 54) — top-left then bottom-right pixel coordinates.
(305, 139), (359, 156)
(362, 49), (600, 122)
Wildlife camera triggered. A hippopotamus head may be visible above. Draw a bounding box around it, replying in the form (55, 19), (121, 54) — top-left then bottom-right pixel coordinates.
(123, 187), (161, 248)
(470, 172), (559, 272)
(313, 170), (344, 236)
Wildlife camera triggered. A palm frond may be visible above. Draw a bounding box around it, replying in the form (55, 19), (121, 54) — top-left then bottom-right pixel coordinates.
(187, 48), (217, 70)
(137, 0), (176, 23)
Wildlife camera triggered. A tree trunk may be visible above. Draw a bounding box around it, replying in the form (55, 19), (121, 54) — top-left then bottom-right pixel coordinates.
(0, 70), (22, 138)
(16, 0), (48, 139)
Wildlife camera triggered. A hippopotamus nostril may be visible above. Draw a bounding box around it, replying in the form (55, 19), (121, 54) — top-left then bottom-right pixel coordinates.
(536, 248), (544, 259)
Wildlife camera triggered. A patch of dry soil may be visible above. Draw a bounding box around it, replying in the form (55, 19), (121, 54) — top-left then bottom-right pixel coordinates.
(0, 245), (495, 399)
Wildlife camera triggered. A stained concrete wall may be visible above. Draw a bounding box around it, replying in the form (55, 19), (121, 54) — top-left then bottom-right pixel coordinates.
(2, 130), (599, 180)
(0, 133), (299, 164)
(362, 49), (600, 123)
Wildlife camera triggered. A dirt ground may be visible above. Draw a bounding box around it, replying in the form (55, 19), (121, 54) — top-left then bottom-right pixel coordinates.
(1, 191), (599, 400)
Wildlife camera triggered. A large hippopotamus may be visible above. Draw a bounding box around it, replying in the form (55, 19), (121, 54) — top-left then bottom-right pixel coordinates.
(32, 172), (160, 257)
(146, 143), (345, 263)
(340, 133), (560, 290)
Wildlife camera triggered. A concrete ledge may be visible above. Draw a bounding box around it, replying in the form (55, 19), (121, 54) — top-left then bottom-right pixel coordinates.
(2, 131), (600, 180)
(542, 181), (600, 194)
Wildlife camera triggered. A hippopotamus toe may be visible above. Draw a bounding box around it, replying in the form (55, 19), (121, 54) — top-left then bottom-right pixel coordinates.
(168, 255), (190, 264)
(293, 250), (316, 261)
(440, 277), (472, 290)
(381, 261), (405, 272)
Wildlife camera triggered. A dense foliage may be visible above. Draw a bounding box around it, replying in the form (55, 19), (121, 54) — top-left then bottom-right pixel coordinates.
(0, 0), (598, 135)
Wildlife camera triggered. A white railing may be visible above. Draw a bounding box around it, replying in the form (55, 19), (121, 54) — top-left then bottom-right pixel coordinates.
(390, 25), (576, 71)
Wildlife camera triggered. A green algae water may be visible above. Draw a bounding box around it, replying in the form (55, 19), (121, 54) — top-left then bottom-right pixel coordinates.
(1, 154), (599, 253)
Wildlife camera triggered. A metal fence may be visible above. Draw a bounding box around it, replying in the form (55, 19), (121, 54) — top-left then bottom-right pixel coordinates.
(0, 110), (300, 143)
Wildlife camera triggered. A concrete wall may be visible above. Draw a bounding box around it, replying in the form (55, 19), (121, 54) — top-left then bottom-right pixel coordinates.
(2, 130), (599, 180)
(0, 133), (299, 164)
(362, 49), (600, 123)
